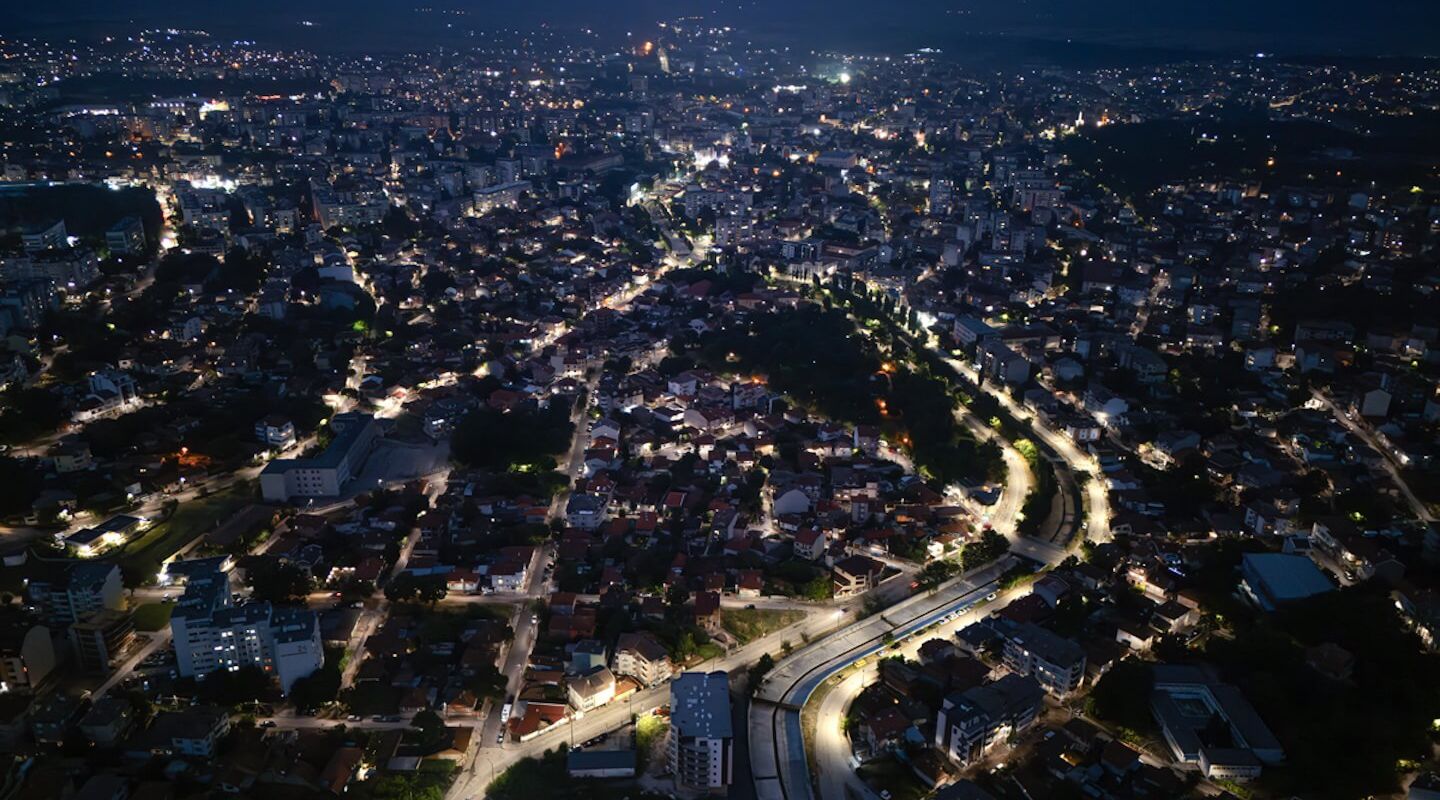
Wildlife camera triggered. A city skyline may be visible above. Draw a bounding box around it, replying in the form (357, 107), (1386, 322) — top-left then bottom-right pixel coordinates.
(0, 5), (1435, 800)
(8, 0), (1440, 58)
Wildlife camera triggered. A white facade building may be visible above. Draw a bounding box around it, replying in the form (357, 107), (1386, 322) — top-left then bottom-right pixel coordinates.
(170, 567), (323, 693)
(259, 413), (379, 501)
(669, 671), (733, 793)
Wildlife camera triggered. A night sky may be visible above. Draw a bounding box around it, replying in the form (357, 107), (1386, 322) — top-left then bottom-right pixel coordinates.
(6, 0), (1440, 59)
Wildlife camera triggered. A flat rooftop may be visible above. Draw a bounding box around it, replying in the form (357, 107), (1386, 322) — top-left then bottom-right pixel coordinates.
(670, 671), (732, 740)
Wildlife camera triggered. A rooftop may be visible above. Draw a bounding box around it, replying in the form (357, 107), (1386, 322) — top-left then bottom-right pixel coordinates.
(1242, 553), (1334, 603)
(670, 671), (731, 740)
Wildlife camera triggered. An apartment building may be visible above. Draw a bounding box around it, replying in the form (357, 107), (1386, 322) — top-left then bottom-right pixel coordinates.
(170, 566), (323, 692)
(999, 621), (1087, 697)
(831, 555), (885, 599)
(0, 621), (57, 690)
(69, 608), (135, 674)
(28, 562), (124, 627)
(669, 671), (733, 793)
(935, 674), (1044, 766)
(612, 631), (673, 688)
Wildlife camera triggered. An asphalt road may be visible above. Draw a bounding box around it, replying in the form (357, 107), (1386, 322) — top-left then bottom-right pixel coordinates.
(744, 324), (1114, 800)
(446, 599), (858, 800)
(750, 557), (1018, 800)
(476, 544), (552, 750)
(1312, 390), (1436, 526)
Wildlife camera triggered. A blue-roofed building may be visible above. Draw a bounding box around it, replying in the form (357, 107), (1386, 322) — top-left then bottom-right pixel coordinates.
(63, 514), (144, 557)
(158, 555), (233, 586)
(1240, 553), (1334, 611)
(669, 671), (733, 791)
(566, 749), (637, 778)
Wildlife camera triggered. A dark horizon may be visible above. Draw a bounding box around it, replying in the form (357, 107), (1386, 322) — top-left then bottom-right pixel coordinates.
(7, 0), (1440, 61)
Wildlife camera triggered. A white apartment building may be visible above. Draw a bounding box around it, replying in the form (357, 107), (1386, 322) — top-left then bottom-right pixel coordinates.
(935, 674), (1044, 766)
(170, 568), (323, 693)
(612, 632), (673, 688)
(669, 672), (733, 793)
(259, 412), (379, 501)
(1000, 621), (1087, 697)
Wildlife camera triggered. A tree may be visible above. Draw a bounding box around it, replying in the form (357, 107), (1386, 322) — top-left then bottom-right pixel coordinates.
(122, 689), (156, 727)
(451, 404), (574, 471)
(385, 573), (447, 606)
(800, 577), (832, 601)
(961, 530), (1009, 569)
(209, 247), (269, 293)
(917, 560), (959, 590)
(247, 561), (313, 604)
(383, 205), (420, 240)
(156, 251), (220, 284)
(338, 578), (376, 603)
(411, 708), (447, 753)
(290, 663), (341, 714)
(0, 457), (43, 517)
(197, 665), (274, 707)
(0, 388), (66, 446)
(1086, 658), (1155, 737)
(748, 653), (775, 690)
(671, 631), (698, 662)
(361, 764), (455, 800)
(466, 664), (507, 700)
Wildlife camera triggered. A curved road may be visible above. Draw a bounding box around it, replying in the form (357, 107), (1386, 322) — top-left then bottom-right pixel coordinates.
(750, 558), (1017, 800)
(815, 664), (880, 800)
(750, 321), (1113, 800)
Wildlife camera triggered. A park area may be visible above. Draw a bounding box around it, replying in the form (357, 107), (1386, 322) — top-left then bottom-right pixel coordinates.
(131, 602), (172, 632)
(721, 607), (805, 645)
(113, 486), (256, 585)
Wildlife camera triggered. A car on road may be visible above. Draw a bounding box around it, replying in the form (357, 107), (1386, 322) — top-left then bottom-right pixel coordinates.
(260, 721), (277, 728)
(496, 732), (505, 744)
(986, 592), (998, 601)
(347, 714), (363, 722)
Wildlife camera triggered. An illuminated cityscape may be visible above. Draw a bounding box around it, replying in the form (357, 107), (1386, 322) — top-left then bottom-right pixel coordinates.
(0, 4), (1437, 800)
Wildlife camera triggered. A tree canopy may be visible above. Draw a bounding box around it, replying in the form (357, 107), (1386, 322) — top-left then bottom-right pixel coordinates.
(451, 402), (574, 471)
